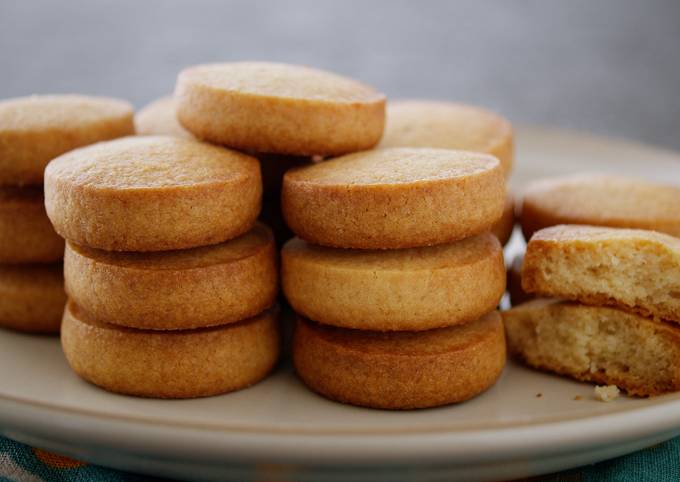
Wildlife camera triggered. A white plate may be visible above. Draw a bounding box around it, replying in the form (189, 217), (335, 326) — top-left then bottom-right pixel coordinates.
(1, 126), (680, 482)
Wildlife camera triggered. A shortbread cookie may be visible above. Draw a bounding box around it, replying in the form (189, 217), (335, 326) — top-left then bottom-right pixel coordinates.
(503, 299), (680, 396)
(282, 233), (505, 331)
(45, 136), (261, 251)
(522, 225), (680, 323)
(0, 264), (66, 333)
(0, 187), (64, 263)
(135, 96), (193, 139)
(61, 302), (280, 398)
(175, 62), (386, 156)
(282, 148), (505, 249)
(379, 100), (514, 175)
(293, 312), (506, 409)
(65, 223), (277, 330)
(507, 253), (532, 306)
(520, 174), (680, 239)
(0, 95), (134, 185)
(491, 193), (515, 245)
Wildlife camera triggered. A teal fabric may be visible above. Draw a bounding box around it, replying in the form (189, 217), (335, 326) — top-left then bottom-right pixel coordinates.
(1, 434), (678, 481)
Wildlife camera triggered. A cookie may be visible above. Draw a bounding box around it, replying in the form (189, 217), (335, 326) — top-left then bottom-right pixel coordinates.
(0, 264), (66, 333)
(491, 193), (515, 245)
(0, 187), (64, 263)
(507, 253), (532, 306)
(45, 136), (261, 251)
(175, 62), (386, 156)
(282, 148), (505, 249)
(503, 299), (680, 396)
(0, 95), (134, 185)
(135, 96), (193, 139)
(282, 233), (505, 331)
(379, 100), (514, 175)
(293, 312), (506, 409)
(520, 174), (680, 240)
(61, 302), (280, 398)
(64, 223), (277, 330)
(522, 225), (680, 323)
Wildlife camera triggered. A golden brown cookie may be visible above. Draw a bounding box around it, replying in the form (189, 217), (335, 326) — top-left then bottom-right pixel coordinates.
(520, 174), (680, 240)
(282, 233), (505, 331)
(379, 100), (514, 175)
(0, 95), (134, 185)
(61, 302), (280, 398)
(522, 225), (680, 323)
(0, 264), (66, 333)
(491, 193), (515, 245)
(64, 223), (277, 330)
(45, 136), (261, 251)
(135, 96), (193, 139)
(0, 187), (64, 263)
(282, 148), (505, 249)
(507, 253), (532, 306)
(175, 62), (386, 156)
(293, 312), (506, 409)
(503, 299), (680, 397)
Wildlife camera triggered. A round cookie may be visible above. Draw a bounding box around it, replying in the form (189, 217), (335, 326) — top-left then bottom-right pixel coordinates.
(61, 302), (280, 398)
(282, 233), (505, 331)
(0, 187), (64, 263)
(520, 174), (680, 240)
(65, 223), (277, 330)
(175, 62), (386, 156)
(0, 264), (66, 333)
(293, 312), (506, 410)
(491, 193), (515, 245)
(379, 100), (514, 176)
(45, 136), (262, 252)
(135, 96), (193, 139)
(282, 148), (505, 249)
(0, 95), (134, 185)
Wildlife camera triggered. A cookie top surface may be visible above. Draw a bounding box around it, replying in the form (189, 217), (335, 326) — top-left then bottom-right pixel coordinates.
(300, 311), (500, 356)
(46, 135), (259, 189)
(0, 95), (133, 132)
(522, 174), (680, 232)
(285, 148), (499, 186)
(68, 223), (272, 270)
(532, 224), (680, 248)
(379, 100), (512, 153)
(178, 62), (385, 104)
(283, 232), (498, 271)
(135, 96), (193, 139)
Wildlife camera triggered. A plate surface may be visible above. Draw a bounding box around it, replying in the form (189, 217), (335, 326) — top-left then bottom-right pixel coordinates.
(1, 126), (680, 482)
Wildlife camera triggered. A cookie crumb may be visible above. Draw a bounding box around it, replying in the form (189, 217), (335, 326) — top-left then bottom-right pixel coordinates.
(536, 393), (543, 398)
(594, 385), (620, 402)
(573, 395), (582, 401)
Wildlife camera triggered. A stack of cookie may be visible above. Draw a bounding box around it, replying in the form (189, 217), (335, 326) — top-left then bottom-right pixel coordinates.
(45, 136), (279, 398)
(504, 224), (680, 396)
(281, 148), (508, 409)
(0, 95), (134, 333)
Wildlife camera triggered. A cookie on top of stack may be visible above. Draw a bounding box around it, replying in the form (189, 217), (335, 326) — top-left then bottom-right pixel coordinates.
(0, 95), (133, 333)
(281, 148), (508, 409)
(45, 136), (279, 398)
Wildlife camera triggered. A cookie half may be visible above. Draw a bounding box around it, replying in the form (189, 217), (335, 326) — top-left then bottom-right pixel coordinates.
(293, 312), (506, 409)
(65, 223), (277, 330)
(0, 264), (66, 333)
(503, 299), (680, 396)
(175, 62), (386, 156)
(282, 148), (505, 249)
(61, 302), (280, 398)
(379, 100), (514, 175)
(0, 187), (64, 263)
(45, 136), (261, 251)
(522, 225), (680, 323)
(282, 233), (505, 331)
(0, 95), (134, 185)
(520, 174), (680, 240)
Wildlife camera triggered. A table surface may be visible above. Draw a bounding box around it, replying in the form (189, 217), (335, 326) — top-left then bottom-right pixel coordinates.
(1, 0), (679, 151)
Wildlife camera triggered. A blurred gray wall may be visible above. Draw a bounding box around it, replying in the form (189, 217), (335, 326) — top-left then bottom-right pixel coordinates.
(1, 0), (679, 149)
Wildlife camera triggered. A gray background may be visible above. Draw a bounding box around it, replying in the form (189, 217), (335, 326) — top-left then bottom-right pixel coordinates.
(1, 0), (679, 149)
